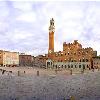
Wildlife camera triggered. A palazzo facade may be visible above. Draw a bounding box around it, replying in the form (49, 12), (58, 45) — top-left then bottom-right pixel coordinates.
(46, 18), (97, 70)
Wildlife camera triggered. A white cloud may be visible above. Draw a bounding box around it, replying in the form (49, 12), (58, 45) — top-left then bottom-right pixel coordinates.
(0, 5), (9, 20)
(16, 12), (36, 22)
(0, 1), (100, 56)
(12, 1), (33, 11)
(0, 22), (9, 31)
(14, 31), (33, 39)
(41, 2), (100, 55)
(4, 30), (34, 44)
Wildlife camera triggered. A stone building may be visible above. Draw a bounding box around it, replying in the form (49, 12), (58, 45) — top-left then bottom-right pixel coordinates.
(19, 54), (33, 67)
(92, 56), (100, 69)
(0, 50), (19, 67)
(32, 55), (47, 68)
(46, 18), (97, 69)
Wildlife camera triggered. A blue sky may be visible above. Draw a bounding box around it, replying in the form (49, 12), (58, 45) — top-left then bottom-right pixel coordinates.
(0, 0), (100, 56)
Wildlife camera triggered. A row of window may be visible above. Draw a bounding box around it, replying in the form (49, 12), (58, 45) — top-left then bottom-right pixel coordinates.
(56, 59), (89, 62)
(55, 51), (89, 56)
(94, 62), (99, 65)
(21, 57), (31, 59)
(53, 64), (89, 68)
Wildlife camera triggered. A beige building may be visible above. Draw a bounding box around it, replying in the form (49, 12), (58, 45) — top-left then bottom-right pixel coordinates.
(0, 50), (19, 67)
(93, 56), (100, 69)
(32, 55), (47, 68)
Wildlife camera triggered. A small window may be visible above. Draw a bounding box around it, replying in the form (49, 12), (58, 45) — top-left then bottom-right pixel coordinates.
(61, 54), (63, 56)
(83, 59), (85, 62)
(65, 65), (67, 68)
(87, 65), (89, 68)
(86, 59), (88, 62)
(71, 65), (73, 68)
(56, 65), (57, 68)
(79, 59), (81, 62)
(65, 53), (66, 55)
(62, 65), (63, 68)
(83, 64), (85, 69)
(68, 65), (70, 68)
(79, 65), (81, 68)
(47, 62), (50, 65)
(74, 52), (76, 55)
(75, 65), (77, 68)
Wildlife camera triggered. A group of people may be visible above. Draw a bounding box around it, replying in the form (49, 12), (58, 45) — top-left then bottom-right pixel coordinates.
(0, 69), (12, 75)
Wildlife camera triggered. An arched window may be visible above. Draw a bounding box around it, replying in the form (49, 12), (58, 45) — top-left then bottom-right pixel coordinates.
(56, 65), (57, 69)
(83, 58), (85, 62)
(62, 65), (63, 68)
(68, 65), (70, 68)
(83, 64), (85, 69)
(79, 65), (81, 68)
(79, 59), (81, 62)
(74, 52), (76, 55)
(87, 65), (89, 68)
(71, 65), (73, 68)
(47, 62), (50, 65)
(86, 59), (88, 62)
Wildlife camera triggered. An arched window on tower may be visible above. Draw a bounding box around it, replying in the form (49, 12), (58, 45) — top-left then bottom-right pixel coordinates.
(79, 59), (81, 62)
(86, 59), (88, 62)
(82, 58), (85, 62)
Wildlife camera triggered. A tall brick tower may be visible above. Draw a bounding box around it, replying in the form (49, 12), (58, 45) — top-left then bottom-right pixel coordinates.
(48, 18), (55, 54)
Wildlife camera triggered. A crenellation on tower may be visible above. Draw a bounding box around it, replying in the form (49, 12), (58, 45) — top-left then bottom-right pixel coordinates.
(49, 18), (55, 33)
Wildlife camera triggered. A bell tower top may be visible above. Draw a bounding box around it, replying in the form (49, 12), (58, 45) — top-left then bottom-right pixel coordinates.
(49, 18), (55, 33)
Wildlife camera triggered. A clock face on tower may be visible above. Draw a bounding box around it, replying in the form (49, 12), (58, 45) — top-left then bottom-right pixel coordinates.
(49, 50), (52, 53)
